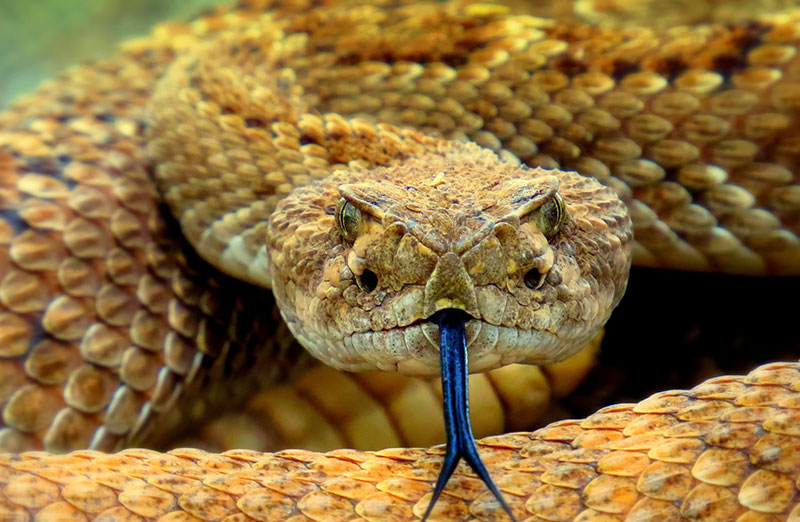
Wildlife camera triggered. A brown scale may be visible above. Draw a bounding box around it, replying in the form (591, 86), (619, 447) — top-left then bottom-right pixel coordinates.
(2, 361), (800, 519)
(1, 0), (800, 520)
(177, 339), (600, 454)
(148, 3), (800, 279)
(0, 14), (302, 455)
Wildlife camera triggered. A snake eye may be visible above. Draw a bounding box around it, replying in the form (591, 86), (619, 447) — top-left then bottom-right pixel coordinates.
(531, 193), (565, 239)
(336, 198), (362, 241)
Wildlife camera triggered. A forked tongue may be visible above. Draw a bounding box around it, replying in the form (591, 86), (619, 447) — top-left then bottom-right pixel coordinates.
(421, 310), (517, 521)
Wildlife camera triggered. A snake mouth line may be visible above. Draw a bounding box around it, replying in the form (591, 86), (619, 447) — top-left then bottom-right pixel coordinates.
(337, 312), (567, 376)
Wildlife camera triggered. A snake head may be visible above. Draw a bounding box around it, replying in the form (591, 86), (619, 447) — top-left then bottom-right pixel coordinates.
(268, 143), (632, 376)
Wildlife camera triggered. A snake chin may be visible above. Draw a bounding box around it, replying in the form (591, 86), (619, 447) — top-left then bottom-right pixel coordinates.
(302, 317), (602, 377)
(268, 143), (633, 376)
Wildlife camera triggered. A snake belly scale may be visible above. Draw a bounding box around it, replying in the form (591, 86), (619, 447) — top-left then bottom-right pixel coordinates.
(1, 0), (800, 520)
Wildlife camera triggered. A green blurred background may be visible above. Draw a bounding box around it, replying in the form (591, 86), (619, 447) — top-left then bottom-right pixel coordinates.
(0, 0), (227, 108)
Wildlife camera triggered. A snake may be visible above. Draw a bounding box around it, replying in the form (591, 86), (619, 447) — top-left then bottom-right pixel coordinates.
(1, 0), (800, 519)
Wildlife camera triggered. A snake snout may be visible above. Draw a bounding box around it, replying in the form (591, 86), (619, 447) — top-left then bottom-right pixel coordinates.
(422, 252), (480, 318)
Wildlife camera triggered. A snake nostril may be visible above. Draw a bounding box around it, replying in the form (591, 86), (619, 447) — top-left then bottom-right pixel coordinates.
(357, 269), (378, 292)
(524, 268), (545, 290)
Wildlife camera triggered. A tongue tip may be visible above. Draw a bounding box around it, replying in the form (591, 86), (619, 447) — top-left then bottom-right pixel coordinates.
(425, 309), (517, 522)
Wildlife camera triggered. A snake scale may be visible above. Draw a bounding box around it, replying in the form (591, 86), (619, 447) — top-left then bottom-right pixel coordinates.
(2, 0), (800, 519)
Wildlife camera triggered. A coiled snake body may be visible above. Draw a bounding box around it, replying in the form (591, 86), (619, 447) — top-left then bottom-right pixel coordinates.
(1, 0), (800, 520)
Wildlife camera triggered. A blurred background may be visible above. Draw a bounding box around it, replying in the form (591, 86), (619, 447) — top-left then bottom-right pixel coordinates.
(0, 0), (226, 108)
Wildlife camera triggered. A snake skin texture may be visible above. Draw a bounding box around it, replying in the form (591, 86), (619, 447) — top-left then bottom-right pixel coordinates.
(3, 361), (800, 520)
(1, 0), (800, 519)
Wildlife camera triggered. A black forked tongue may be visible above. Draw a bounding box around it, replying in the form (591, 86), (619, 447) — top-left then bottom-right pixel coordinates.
(421, 310), (517, 521)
